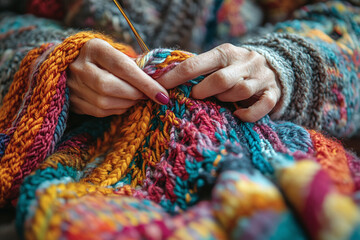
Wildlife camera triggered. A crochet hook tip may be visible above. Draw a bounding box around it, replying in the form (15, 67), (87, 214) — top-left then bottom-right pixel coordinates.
(113, 0), (150, 53)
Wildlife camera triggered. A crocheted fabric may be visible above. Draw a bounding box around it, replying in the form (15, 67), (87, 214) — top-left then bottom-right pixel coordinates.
(1, 32), (360, 239)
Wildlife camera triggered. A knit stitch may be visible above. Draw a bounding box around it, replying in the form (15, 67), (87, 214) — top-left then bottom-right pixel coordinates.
(2, 1), (360, 138)
(242, 1), (360, 136)
(0, 31), (358, 239)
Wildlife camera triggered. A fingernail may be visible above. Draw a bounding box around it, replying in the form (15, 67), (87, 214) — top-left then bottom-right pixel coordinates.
(155, 92), (169, 105)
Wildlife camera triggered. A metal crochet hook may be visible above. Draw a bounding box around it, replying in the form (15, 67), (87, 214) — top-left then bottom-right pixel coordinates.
(113, 0), (149, 53)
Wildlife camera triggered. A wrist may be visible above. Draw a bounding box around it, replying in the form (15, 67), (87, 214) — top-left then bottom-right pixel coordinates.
(241, 43), (292, 119)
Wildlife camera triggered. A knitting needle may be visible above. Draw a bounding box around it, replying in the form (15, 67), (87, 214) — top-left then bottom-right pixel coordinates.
(113, 0), (150, 53)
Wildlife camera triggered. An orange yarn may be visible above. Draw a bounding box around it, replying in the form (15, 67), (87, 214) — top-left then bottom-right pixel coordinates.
(0, 32), (136, 206)
(308, 130), (355, 194)
(156, 50), (192, 69)
(82, 101), (156, 187)
(0, 44), (51, 131)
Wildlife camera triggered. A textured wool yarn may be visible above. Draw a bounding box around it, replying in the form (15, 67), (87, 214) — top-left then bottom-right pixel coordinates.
(0, 31), (359, 239)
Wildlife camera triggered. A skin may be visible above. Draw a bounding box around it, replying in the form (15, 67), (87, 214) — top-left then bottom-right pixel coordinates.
(68, 39), (281, 122)
(157, 43), (281, 122)
(68, 38), (169, 117)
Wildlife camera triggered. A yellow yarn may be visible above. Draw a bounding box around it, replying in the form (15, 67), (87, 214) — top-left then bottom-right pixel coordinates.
(277, 160), (320, 210)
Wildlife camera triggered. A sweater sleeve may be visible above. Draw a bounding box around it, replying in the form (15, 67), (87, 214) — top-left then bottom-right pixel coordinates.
(241, 1), (360, 138)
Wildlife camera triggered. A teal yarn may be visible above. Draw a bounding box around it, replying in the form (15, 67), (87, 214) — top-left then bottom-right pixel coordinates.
(16, 164), (78, 238)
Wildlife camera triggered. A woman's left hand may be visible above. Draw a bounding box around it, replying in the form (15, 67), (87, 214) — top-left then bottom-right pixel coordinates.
(157, 43), (281, 122)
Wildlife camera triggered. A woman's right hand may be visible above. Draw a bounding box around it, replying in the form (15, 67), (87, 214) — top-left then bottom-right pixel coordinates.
(68, 38), (169, 117)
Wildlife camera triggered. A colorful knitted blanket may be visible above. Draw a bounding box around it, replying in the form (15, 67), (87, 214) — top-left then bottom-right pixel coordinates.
(1, 32), (360, 240)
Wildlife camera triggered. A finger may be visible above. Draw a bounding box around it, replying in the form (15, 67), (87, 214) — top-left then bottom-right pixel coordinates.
(215, 79), (262, 102)
(233, 90), (278, 122)
(70, 95), (129, 117)
(68, 78), (139, 110)
(191, 64), (250, 99)
(86, 39), (169, 105)
(156, 48), (228, 89)
(72, 62), (147, 100)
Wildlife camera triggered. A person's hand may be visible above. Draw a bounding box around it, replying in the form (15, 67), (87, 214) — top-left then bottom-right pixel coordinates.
(157, 43), (281, 122)
(68, 38), (169, 117)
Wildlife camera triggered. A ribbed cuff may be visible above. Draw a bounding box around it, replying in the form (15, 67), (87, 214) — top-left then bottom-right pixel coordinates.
(241, 43), (294, 120)
(241, 33), (328, 130)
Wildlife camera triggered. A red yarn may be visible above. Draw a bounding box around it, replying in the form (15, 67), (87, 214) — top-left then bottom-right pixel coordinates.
(302, 169), (332, 238)
(26, 0), (65, 20)
(309, 130), (355, 194)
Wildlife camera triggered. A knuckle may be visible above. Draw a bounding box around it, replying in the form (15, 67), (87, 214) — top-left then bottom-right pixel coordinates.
(122, 60), (137, 72)
(256, 54), (267, 66)
(247, 50), (264, 65)
(215, 43), (236, 66)
(181, 59), (198, 76)
(69, 60), (83, 74)
(82, 38), (108, 59)
(264, 68), (275, 79)
(214, 71), (231, 89)
(218, 43), (236, 53)
(93, 78), (108, 95)
(238, 82), (253, 98)
(69, 61), (92, 80)
(94, 96), (110, 110)
(158, 80), (171, 90)
(82, 40), (94, 53)
(84, 38), (101, 50)
(247, 49), (259, 59)
(115, 59), (136, 76)
(264, 93), (277, 108)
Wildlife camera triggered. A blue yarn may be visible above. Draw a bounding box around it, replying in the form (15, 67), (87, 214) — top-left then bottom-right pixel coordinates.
(159, 199), (176, 213)
(350, 224), (360, 240)
(152, 50), (171, 63)
(57, 115), (112, 146)
(0, 15), (64, 33)
(173, 176), (191, 210)
(268, 212), (307, 240)
(16, 164), (78, 238)
(0, 133), (10, 158)
(51, 88), (70, 152)
(272, 121), (312, 153)
(185, 158), (202, 182)
(113, 173), (132, 188)
(229, 128), (240, 143)
(215, 131), (226, 144)
(241, 122), (273, 174)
